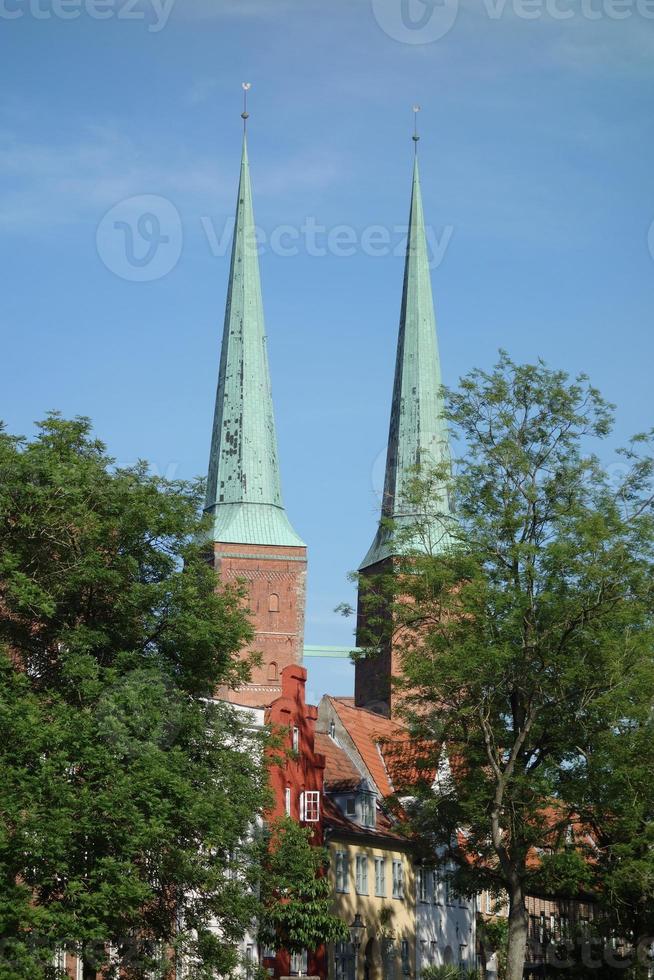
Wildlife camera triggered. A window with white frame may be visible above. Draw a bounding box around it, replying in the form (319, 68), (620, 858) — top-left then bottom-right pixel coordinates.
(392, 859), (404, 899)
(245, 945), (254, 980)
(374, 856), (386, 897)
(300, 790), (320, 822)
(335, 850), (349, 893)
(285, 786), (291, 816)
(445, 874), (453, 904)
(418, 866), (429, 902)
(52, 948), (66, 974)
(345, 796), (356, 816)
(355, 853), (368, 894)
(292, 726), (300, 751)
(432, 868), (441, 904)
(290, 949), (307, 976)
(361, 791), (376, 827)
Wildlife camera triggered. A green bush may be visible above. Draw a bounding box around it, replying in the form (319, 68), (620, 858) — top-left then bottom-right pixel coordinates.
(421, 967), (480, 980)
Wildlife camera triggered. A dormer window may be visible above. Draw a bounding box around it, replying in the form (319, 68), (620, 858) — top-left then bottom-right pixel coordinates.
(329, 719), (336, 739)
(361, 791), (376, 827)
(341, 788), (376, 827)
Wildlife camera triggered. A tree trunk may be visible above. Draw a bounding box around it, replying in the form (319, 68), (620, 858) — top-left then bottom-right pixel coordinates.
(505, 879), (529, 980)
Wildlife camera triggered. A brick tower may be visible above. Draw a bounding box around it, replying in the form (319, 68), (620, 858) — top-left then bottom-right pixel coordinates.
(355, 145), (452, 718)
(204, 128), (306, 709)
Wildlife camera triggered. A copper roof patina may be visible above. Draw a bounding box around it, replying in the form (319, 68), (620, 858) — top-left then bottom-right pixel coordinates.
(204, 136), (304, 548)
(360, 155), (452, 569)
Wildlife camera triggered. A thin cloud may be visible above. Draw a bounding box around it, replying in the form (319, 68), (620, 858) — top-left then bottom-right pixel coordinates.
(0, 122), (347, 234)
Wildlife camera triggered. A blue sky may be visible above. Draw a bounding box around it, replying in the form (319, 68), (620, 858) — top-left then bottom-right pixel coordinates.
(1, 0), (653, 702)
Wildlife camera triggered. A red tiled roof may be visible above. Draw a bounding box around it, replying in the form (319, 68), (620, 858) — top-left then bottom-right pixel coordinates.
(328, 697), (428, 798)
(314, 732), (362, 792)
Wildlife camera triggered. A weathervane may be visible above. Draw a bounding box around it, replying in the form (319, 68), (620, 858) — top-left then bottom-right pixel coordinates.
(412, 104), (421, 152)
(241, 82), (251, 132)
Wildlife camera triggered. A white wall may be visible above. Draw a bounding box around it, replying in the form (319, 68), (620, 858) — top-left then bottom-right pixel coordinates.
(415, 861), (476, 976)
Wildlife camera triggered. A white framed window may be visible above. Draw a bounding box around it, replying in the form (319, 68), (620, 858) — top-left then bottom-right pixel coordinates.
(345, 797), (356, 816)
(361, 792), (376, 827)
(355, 854), (368, 895)
(418, 867), (429, 902)
(300, 790), (320, 822)
(245, 945), (254, 979)
(432, 868), (441, 904)
(285, 786), (291, 816)
(52, 948), (66, 974)
(445, 875), (453, 905)
(292, 726), (300, 752)
(392, 859), (404, 900)
(290, 949), (307, 976)
(335, 850), (349, 893)
(374, 856), (386, 897)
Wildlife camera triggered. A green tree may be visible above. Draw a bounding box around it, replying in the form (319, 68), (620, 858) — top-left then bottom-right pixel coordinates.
(359, 356), (654, 980)
(257, 817), (348, 960)
(568, 710), (654, 979)
(0, 415), (268, 979)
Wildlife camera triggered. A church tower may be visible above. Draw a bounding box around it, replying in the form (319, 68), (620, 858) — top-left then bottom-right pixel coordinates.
(205, 112), (306, 708)
(355, 140), (452, 717)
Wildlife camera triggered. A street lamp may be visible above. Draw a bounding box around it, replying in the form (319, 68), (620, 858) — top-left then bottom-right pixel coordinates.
(349, 913), (365, 976)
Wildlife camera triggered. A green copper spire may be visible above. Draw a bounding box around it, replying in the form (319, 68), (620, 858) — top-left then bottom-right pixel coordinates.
(204, 135), (304, 547)
(360, 153), (451, 569)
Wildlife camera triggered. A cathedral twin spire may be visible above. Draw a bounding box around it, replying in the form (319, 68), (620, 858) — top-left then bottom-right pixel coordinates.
(205, 107), (451, 564)
(359, 154), (451, 569)
(204, 134), (304, 548)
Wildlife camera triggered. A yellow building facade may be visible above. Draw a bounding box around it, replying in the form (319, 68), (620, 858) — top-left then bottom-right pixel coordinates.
(325, 830), (416, 980)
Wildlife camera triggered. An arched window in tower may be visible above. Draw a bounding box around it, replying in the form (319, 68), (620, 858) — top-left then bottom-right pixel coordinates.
(268, 661), (278, 682)
(269, 593), (280, 613)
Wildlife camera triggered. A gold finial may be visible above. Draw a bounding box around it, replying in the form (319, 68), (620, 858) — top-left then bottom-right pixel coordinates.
(412, 104), (421, 152)
(241, 82), (251, 132)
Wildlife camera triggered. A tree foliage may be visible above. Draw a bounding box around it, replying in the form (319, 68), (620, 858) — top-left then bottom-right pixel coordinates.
(257, 817), (348, 955)
(360, 355), (654, 980)
(0, 415), (268, 979)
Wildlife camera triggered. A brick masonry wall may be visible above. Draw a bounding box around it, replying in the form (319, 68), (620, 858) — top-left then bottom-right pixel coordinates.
(212, 542), (307, 708)
(355, 559), (393, 716)
(354, 558), (416, 718)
